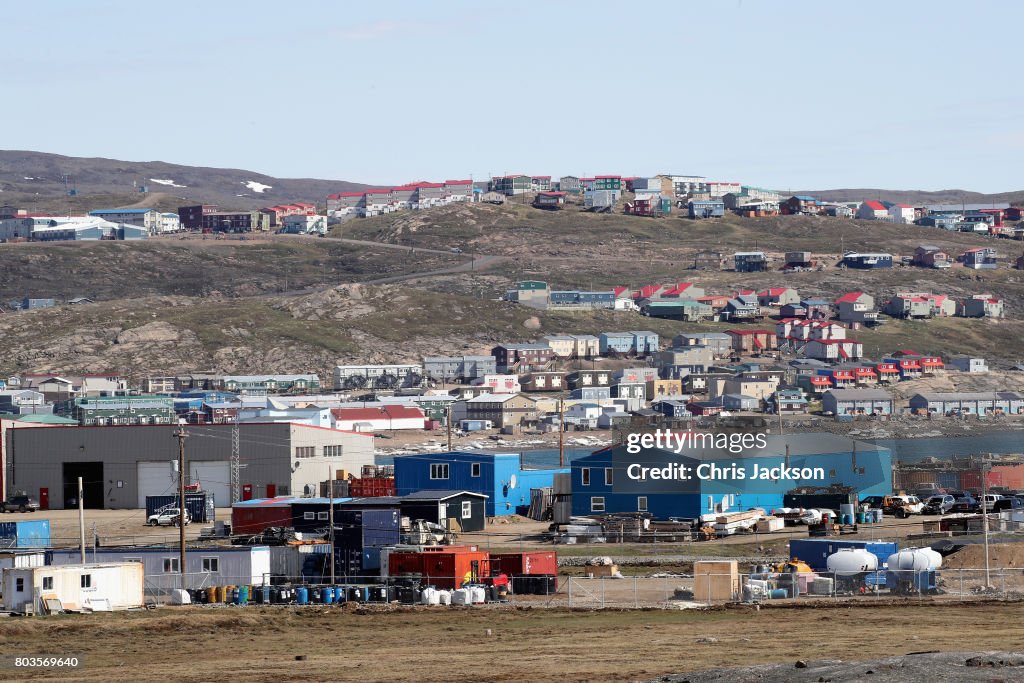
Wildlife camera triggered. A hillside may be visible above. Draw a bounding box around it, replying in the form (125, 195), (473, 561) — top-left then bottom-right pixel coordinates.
(0, 150), (371, 211)
(798, 187), (1024, 206)
(3, 202), (1024, 378)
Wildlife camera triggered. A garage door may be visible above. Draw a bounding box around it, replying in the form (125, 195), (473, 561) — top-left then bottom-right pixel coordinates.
(190, 461), (230, 508)
(137, 460), (178, 508)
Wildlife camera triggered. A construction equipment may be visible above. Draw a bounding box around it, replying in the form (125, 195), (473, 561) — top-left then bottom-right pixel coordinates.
(402, 519), (456, 546)
(773, 559), (813, 574)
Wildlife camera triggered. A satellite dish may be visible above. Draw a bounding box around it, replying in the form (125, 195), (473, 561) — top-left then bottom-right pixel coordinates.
(509, 474), (517, 490)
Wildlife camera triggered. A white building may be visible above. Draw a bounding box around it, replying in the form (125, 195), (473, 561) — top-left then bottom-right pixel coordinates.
(668, 175), (708, 196)
(1, 562), (144, 613)
(803, 339), (864, 361)
(480, 374), (521, 394)
(281, 214), (328, 235)
(333, 364), (423, 391)
(88, 208), (161, 233)
(888, 204), (915, 224)
(47, 547), (271, 597)
(159, 213), (181, 233)
(949, 356), (988, 373)
(707, 181), (742, 198)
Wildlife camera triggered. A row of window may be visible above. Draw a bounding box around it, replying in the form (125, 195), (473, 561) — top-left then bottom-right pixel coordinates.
(589, 496), (647, 513)
(429, 463), (481, 479)
(295, 445), (346, 458)
(156, 557), (219, 573)
(15, 575), (91, 592)
(579, 467), (613, 486)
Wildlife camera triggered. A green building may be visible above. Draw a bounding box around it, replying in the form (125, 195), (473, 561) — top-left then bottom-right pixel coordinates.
(56, 396), (176, 426)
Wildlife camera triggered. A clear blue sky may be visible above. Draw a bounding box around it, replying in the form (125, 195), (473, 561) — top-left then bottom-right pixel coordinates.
(5, 0), (1021, 192)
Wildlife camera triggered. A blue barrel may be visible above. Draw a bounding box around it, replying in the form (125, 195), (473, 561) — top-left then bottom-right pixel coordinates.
(261, 586), (271, 604)
(296, 586), (309, 605)
(362, 586), (370, 602)
(856, 512), (866, 524)
(319, 587), (332, 604)
(230, 588), (239, 604)
(238, 585), (249, 605)
(769, 588), (788, 599)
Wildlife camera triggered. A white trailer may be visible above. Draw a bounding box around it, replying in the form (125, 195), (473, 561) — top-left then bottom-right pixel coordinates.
(1, 562), (144, 614)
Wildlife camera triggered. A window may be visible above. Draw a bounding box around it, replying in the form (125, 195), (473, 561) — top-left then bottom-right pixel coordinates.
(581, 468), (591, 486)
(591, 497), (605, 513)
(430, 463), (449, 480)
(80, 574), (92, 588)
(317, 511), (329, 521)
(202, 558), (219, 573)
(604, 468), (614, 486)
(163, 558), (180, 573)
(42, 576), (53, 590)
(304, 512), (315, 520)
(16, 577), (24, 592)
(471, 463), (481, 477)
(462, 501), (472, 519)
(324, 445), (343, 457)
(295, 446), (316, 458)
(638, 496), (648, 512)
(278, 485), (289, 495)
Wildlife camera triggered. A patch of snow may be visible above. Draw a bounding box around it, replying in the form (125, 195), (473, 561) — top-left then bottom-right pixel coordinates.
(243, 180), (272, 194)
(23, 176), (34, 180)
(150, 178), (187, 188)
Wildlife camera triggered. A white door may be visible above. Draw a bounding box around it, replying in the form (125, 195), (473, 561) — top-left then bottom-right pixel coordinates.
(190, 461), (230, 508)
(137, 460), (178, 508)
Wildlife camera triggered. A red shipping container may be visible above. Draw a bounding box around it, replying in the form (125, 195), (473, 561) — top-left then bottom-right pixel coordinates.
(490, 551), (558, 576)
(385, 546), (492, 589)
(990, 464), (1024, 490)
(231, 497), (294, 535)
(960, 471), (981, 493)
(349, 477), (396, 498)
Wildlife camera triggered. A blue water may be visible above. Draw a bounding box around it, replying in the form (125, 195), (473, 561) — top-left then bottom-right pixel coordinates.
(381, 433), (1024, 468)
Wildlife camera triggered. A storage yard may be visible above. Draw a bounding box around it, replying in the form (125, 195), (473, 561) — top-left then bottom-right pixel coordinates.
(1, 602), (1023, 683)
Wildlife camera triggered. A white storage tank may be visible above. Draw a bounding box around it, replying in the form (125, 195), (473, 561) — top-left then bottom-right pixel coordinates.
(886, 549), (932, 575)
(826, 548), (879, 577)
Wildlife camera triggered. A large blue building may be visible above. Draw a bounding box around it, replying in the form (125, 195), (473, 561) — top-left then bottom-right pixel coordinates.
(570, 433), (892, 519)
(394, 451), (569, 517)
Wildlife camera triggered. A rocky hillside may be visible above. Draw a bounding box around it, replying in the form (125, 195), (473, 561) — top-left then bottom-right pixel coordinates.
(0, 150), (371, 210)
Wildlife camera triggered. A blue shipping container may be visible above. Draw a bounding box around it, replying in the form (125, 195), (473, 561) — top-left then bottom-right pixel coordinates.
(936, 471), (960, 491)
(789, 539), (899, 572)
(0, 520), (51, 548)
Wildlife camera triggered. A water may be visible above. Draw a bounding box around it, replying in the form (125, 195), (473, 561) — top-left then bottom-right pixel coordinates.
(380, 433), (1024, 468)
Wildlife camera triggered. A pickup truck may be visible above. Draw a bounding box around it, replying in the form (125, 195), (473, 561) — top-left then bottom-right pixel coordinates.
(2, 494), (40, 513)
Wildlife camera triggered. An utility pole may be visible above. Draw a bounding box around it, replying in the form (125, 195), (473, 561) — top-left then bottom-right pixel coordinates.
(231, 413), (240, 504)
(446, 406), (453, 451)
(558, 399), (566, 468)
(173, 427), (189, 590)
(328, 464), (335, 585)
(982, 454), (991, 587)
(78, 477), (86, 564)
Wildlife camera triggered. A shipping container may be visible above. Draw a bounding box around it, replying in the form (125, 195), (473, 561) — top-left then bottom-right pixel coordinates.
(961, 471), (982, 493)
(0, 520), (51, 548)
(145, 492), (215, 523)
(936, 471), (961, 491)
(789, 539), (898, 572)
(990, 464), (1024, 490)
(383, 546), (491, 589)
(490, 551), (558, 577)
(348, 477), (396, 498)
(231, 496), (296, 535)
(332, 509), (401, 577)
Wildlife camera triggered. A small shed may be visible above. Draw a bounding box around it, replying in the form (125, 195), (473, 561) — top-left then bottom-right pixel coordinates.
(400, 490), (488, 532)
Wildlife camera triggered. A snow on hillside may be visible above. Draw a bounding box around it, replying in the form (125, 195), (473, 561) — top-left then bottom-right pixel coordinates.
(243, 180), (272, 193)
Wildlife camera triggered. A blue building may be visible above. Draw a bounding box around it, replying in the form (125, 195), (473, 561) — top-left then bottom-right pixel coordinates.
(600, 332), (635, 355)
(570, 433), (892, 519)
(394, 451), (569, 517)
(570, 387), (611, 401)
(629, 330), (660, 354)
(689, 200), (725, 219)
(842, 252), (893, 269)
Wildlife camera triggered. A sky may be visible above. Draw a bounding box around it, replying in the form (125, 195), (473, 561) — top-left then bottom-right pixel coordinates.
(4, 0), (1023, 192)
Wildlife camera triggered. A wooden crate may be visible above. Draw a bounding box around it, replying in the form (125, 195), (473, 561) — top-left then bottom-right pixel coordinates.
(693, 560), (740, 602)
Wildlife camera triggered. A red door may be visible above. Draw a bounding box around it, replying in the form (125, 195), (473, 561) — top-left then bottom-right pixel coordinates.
(266, 484), (276, 498)
(242, 484), (253, 501)
(39, 488), (49, 510)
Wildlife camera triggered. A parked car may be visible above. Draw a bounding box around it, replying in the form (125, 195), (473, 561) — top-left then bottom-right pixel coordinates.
(2, 494), (40, 513)
(951, 496), (979, 513)
(146, 508), (191, 527)
(978, 494), (1005, 512)
(993, 497), (1024, 513)
(923, 495), (956, 515)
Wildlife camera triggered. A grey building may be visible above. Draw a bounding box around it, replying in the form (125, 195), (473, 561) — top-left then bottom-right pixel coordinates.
(822, 389), (895, 416)
(422, 356), (496, 383)
(908, 392), (1024, 416)
(569, 387), (612, 401)
(722, 394), (760, 411)
(948, 356), (988, 373)
(673, 333), (732, 358)
(5, 423), (374, 510)
(656, 346), (714, 378)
